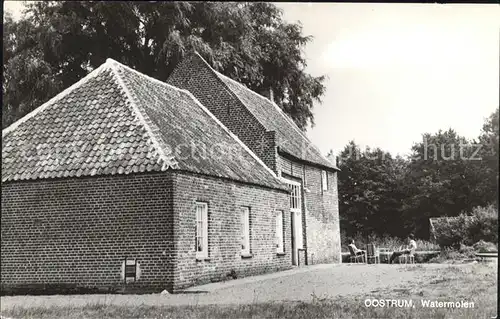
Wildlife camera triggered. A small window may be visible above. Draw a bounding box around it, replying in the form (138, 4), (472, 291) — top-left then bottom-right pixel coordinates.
(124, 258), (137, 283)
(322, 170), (328, 192)
(289, 183), (302, 210)
(275, 211), (284, 253)
(241, 206), (250, 255)
(195, 202), (208, 259)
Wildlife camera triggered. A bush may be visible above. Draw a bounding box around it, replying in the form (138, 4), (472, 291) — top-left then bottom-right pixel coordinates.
(432, 214), (472, 248)
(431, 205), (498, 249)
(472, 240), (498, 253)
(428, 247), (476, 263)
(467, 205), (498, 245)
(458, 243), (475, 255)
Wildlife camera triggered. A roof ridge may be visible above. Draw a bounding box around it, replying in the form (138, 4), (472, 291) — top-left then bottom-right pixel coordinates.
(193, 55), (335, 168)
(190, 53), (311, 139)
(217, 72), (317, 146)
(106, 59), (177, 171)
(2, 61), (114, 138)
(106, 58), (281, 181)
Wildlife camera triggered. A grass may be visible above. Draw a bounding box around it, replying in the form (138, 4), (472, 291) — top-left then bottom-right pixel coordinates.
(1, 263), (496, 319)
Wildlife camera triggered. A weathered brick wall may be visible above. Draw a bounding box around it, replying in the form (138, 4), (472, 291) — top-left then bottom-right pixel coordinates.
(167, 55), (278, 172)
(278, 155), (341, 265)
(171, 171), (291, 291)
(2, 170), (292, 293)
(1, 173), (175, 292)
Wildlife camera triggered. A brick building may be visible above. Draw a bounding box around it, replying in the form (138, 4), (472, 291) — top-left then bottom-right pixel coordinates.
(167, 53), (341, 266)
(1, 55), (339, 293)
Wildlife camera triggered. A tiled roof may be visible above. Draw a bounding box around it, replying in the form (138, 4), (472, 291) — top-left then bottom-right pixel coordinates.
(194, 54), (338, 170)
(2, 59), (286, 190)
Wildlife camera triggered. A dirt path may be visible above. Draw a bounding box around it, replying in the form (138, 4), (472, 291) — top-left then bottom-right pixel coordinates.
(0, 264), (468, 309)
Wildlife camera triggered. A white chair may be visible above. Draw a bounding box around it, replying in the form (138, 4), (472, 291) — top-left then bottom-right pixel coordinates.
(348, 245), (366, 263)
(398, 245), (416, 264)
(367, 244), (380, 264)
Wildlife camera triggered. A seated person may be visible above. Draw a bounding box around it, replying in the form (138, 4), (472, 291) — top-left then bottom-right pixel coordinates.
(389, 233), (417, 264)
(348, 239), (366, 256)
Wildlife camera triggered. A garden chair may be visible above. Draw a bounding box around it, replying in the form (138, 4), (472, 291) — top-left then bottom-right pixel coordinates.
(398, 245), (416, 264)
(348, 245), (366, 263)
(366, 244), (380, 264)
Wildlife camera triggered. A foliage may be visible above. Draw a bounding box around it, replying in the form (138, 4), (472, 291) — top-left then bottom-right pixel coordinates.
(472, 240), (498, 253)
(340, 231), (439, 252)
(430, 205), (498, 249)
(403, 129), (487, 238)
(467, 205), (498, 245)
(337, 142), (408, 238)
(338, 108), (498, 241)
(430, 215), (474, 248)
(428, 247), (477, 263)
(3, 1), (325, 130)
(477, 108), (499, 200)
(427, 242), (497, 263)
(4, 2), (498, 247)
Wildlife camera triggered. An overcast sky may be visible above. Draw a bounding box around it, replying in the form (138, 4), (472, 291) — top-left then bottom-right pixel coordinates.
(276, 3), (499, 157)
(4, 2), (500, 157)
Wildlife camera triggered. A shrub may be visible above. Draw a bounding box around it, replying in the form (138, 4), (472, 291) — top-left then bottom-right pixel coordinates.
(467, 205), (498, 245)
(472, 240), (498, 253)
(431, 205), (498, 249)
(458, 243), (475, 255)
(428, 247), (476, 263)
(430, 214), (468, 248)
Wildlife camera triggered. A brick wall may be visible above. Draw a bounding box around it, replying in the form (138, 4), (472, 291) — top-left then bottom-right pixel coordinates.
(167, 55), (278, 172)
(1, 173), (175, 292)
(171, 171), (291, 291)
(2, 171), (293, 293)
(277, 155), (341, 265)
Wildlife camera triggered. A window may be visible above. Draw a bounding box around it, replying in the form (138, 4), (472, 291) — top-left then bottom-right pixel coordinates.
(322, 170), (328, 192)
(275, 211), (284, 253)
(240, 206), (250, 255)
(124, 258), (137, 283)
(289, 183), (302, 211)
(286, 179), (303, 249)
(195, 202), (208, 259)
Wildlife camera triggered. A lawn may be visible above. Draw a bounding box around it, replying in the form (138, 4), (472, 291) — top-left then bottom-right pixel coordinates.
(1, 262), (496, 319)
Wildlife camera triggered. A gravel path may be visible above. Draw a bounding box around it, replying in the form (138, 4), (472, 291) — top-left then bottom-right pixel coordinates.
(0, 263), (455, 309)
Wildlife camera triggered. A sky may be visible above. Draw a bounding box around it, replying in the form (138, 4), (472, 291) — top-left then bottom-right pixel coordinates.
(275, 3), (499, 157)
(4, 2), (500, 157)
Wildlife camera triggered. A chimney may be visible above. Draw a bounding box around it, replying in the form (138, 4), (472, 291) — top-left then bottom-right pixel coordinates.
(326, 151), (339, 167)
(269, 88), (274, 103)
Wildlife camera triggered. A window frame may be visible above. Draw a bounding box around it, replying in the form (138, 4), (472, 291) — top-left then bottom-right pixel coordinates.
(124, 258), (137, 283)
(240, 206), (251, 256)
(322, 170), (328, 192)
(288, 180), (302, 213)
(275, 210), (285, 254)
(281, 177), (304, 249)
(195, 202), (209, 260)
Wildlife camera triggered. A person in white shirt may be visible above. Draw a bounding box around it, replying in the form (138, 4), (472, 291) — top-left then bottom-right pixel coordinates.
(348, 239), (366, 256)
(389, 233), (417, 264)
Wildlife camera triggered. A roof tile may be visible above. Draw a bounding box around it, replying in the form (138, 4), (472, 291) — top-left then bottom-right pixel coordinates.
(176, 53), (338, 170)
(215, 72), (337, 170)
(2, 59), (285, 190)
